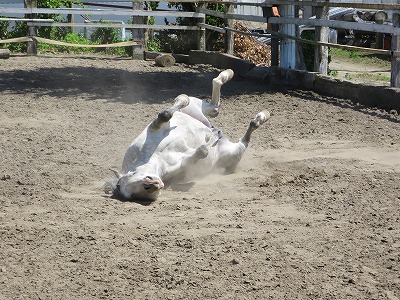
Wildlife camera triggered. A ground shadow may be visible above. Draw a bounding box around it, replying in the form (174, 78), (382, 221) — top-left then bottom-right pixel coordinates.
(287, 89), (400, 123)
(0, 59), (275, 105)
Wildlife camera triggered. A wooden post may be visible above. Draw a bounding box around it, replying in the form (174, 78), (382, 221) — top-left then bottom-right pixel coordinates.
(263, 5), (279, 67)
(24, 0), (37, 56)
(391, 13), (400, 88)
(224, 3), (234, 55)
(295, 5), (306, 70)
(132, 1), (144, 58)
(314, 0), (329, 75)
(197, 2), (206, 51)
(375, 16), (384, 49)
(66, 1), (74, 33)
(375, 32), (384, 49)
(271, 23), (279, 67)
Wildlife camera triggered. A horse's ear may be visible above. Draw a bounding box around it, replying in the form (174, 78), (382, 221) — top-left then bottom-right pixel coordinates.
(110, 169), (122, 179)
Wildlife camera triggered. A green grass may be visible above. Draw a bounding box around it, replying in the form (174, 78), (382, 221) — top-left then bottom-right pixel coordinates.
(329, 69), (339, 77)
(354, 72), (390, 82)
(330, 48), (390, 68)
(344, 72), (352, 80)
(340, 71), (390, 83)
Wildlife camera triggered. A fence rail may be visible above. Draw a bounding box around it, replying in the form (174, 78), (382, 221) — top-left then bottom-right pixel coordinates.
(0, 0), (400, 87)
(199, 7), (400, 34)
(0, 7), (205, 18)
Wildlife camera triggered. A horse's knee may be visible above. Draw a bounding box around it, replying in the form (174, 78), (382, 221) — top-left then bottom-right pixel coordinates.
(205, 107), (219, 118)
(174, 94), (190, 108)
(158, 110), (173, 123)
(194, 145), (208, 159)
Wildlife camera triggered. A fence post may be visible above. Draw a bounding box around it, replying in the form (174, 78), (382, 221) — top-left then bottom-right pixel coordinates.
(271, 23), (279, 66)
(313, 0), (329, 75)
(65, 1), (74, 33)
(280, 0), (296, 69)
(225, 3), (234, 55)
(197, 3), (206, 51)
(132, 1), (145, 58)
(24, 0), (37, 56)
(263, 5), (279, 67)
(391, 13), (400, 88)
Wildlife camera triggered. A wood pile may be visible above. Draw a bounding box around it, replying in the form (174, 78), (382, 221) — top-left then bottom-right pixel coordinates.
(233, 22), (271, 66)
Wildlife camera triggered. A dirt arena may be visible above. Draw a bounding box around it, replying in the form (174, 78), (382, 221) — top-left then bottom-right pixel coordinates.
(1, 54), (399, 300)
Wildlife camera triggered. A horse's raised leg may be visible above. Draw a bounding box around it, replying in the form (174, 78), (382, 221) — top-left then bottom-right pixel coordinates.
(179, 69), (234, 126)
(241, 110), (270, 147)
(150, 94), (190, 130)
(206, 69), (234, 117)
(215, 110), (270, 174)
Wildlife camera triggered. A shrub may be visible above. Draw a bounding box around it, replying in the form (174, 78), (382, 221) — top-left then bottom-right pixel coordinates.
(90, 23), (129, 55)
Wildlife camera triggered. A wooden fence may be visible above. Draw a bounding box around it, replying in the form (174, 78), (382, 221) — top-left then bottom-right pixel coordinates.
(1, 0), (400, 87)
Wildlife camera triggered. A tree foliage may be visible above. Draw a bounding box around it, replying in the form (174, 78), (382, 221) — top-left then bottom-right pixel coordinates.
(150, 2), (225, 53)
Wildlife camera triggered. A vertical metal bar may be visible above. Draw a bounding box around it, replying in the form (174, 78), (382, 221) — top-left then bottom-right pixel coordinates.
(280, 1), (296, 69)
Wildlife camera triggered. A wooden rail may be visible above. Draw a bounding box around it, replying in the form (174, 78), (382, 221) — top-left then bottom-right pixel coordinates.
(24, 22), (199, 30)
(0, 7), (205, 18)
(199, 7), (400, 34)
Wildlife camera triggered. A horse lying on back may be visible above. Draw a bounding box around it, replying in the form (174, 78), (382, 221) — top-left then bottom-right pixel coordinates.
(111, 69), (270, 201)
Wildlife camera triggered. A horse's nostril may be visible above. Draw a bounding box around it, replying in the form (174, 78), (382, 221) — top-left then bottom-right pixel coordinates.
(113, 184), (125, 199)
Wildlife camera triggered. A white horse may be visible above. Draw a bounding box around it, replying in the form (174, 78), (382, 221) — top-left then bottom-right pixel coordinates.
(112, 69), (270, 201)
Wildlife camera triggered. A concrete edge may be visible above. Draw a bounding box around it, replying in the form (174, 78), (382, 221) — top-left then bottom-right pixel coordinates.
(259, 67), (400, 113)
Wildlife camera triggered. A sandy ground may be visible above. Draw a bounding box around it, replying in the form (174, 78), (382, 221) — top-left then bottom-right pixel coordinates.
(1, 54), (400, 300)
